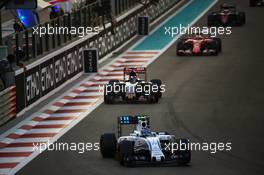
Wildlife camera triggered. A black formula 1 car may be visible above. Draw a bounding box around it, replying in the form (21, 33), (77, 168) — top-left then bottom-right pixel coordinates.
(250, 0), (264, 6)
(208, 3), (246, 26)
(104, 67), (163, 104)
(100, 115), (191, 166)
(176, 33), (222, 56)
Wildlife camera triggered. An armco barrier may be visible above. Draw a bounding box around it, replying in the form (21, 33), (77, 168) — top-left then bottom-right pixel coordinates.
(15, 0), (182, 114)
(0, 86), (16, 125)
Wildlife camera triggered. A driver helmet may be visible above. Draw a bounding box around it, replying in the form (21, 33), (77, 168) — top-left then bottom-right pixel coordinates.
(141, 121), (151, 136)
(129, 71), (137, 84)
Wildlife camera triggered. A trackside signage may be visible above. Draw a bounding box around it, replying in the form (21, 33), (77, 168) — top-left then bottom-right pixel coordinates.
(138, 16), (149, 35)
(15, 46), (83, 112)
(83, 49), (98, 73)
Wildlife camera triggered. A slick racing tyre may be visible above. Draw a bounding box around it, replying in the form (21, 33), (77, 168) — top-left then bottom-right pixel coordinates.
(104, 86), (114, 104)
(213, 38), (222, 53)
(104, 79), (119, 104)
(238, 12), (246, 25)
(147, 93), (159, 104)
(119, 140), (135, 167)
(250, 0), (256, 7)
(177, 41), (185, 56)
(207, 14), (216, 27)
(150, 79), (163, 98)
(100, 133), (117, 158)
(175, 138), (191, 165)
(208, 41), (218, 56)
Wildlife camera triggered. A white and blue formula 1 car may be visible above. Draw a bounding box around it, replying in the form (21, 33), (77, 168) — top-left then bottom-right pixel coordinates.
(100, 115), (191, 166)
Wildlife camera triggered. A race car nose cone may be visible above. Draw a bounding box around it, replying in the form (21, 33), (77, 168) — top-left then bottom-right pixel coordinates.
(193, 45), (201, 54)
(222, 15), (229, 23)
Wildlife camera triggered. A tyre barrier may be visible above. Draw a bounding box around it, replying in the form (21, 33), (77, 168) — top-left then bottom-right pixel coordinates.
(0, 86), (16, 126)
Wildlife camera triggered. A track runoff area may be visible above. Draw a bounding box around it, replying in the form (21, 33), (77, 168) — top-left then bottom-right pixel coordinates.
(2, 0), (264, 175)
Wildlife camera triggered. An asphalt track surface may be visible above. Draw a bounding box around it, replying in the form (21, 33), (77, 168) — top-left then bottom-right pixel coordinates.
(17, 0), (264, 175)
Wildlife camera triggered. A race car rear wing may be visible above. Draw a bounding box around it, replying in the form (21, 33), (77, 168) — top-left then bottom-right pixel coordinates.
(117, 115), (150, 137)
(123, 67), (147, 81)
(220, 3), (236, 10)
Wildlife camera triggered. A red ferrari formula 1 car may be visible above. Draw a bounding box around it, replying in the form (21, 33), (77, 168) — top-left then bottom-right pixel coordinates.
(208, 3), (246, 27)
(176, 33), (222, 56)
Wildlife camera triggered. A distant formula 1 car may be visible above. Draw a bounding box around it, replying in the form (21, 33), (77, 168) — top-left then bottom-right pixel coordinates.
(176, 33), (222, 56)
(100, 115), (191, 166)
(208, 3), (246, 26)
(104, 67), (163, 104)
(250, 0), (264, 6)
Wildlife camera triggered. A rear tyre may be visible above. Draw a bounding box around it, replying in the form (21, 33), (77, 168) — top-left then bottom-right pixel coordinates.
(250, 0), (256, 6)
(147, 93), (159, 104)
(238, 12), (246, 25)
(177, 41), (185, 56)
(207, 14), (215, 27)
(100, 133), (117, 158)
(150, 79), (163, 98)
(104, 80), (120, 104)
(104, 86), (114, 104)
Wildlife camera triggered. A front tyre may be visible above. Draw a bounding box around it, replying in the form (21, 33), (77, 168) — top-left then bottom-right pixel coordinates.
(207, 41), (218, 56)
(213, 38), (222, 53)
(175, 138), (191, 165)
(118, 140), (135, 167)
(100, 133), (117, 158)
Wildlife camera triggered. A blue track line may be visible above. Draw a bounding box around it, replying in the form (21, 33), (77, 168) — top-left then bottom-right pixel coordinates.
(132, 0), (216, 51)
